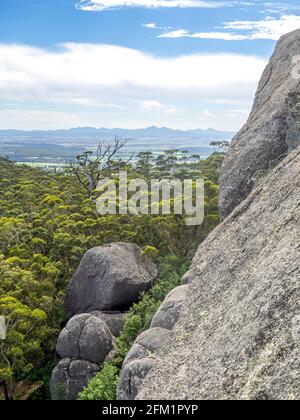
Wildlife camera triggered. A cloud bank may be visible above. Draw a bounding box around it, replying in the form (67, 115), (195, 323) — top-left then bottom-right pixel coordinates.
(76, 0), (300, 14)
(76, 0), (221, 11)
(158, 14), (300, 41)
(0, 43), (266, 130)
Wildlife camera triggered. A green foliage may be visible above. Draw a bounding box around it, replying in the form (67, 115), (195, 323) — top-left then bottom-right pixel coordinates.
(0, 294), (48, 399)
(78, 363), (119, 401)
(141, 245), (159, 259)
(0, 150), (224, 399)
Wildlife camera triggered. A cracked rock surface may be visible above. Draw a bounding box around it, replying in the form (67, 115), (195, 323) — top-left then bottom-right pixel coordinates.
(65, 242), (158, 318)
(90, 311), (127, 337)
(219, 29), (300, 219)
(117, 328), (173, 400)
(50, 358), (99, 400)
(51, 242), (158, 400)
(56, 314), (113, 364)
(150, 285), (188, 330)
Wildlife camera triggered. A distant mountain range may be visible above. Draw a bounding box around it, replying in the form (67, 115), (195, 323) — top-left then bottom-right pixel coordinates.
(0, 126), (235, 141)
(0, 126), (235, 164)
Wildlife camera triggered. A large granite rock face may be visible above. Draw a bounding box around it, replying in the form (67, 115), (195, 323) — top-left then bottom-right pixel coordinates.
(136, 146), (300, 400)
(56, 314), (113, 364)
(50, 358), (99, 400)
(219, 29), (300, 219)
(117, 328), (173, 400)
(65, 242), (158, 318)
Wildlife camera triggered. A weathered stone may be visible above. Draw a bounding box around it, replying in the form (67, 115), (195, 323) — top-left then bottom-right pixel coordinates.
(91, 311), (127, 337)
(124, 327), (173, 364)
(117, 328), (173, 400)
(181, 271), (191, 285)
(50, 358), (99, 400)
(56, 314), (113, 363)
(65, 242), (158, 318)
(118, 358), (154, 401)
(219, 29), (300, 219)
(150, 285), (188, 330)
(292, 316), (300, 345)
(136, 146), (300, 400)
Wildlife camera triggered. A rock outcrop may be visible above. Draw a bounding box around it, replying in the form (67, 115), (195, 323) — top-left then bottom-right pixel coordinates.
(219, 29), (300, 219)
(51, 242), (158, 400)
(65, 242), (158, 318)
(50, 359), (99, 401)
(56, 314), (113, 364)
(117, 328), (173, 400)
(150, 285), (188, 330)
(136, 143), (300, 401)
(120, 30), (300, 401)
(117, 285), (188, 400)
(90, 311), (127, 337)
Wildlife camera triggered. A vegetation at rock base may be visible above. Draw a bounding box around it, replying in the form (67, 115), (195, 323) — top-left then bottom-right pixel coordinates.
(0, 148), (225, 400)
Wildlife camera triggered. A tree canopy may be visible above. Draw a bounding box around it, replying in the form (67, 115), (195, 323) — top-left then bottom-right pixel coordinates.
(0, 148), (225, 399)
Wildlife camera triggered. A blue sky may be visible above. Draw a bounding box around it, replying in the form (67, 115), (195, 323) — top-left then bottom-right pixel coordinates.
(0, 0), (300, 130)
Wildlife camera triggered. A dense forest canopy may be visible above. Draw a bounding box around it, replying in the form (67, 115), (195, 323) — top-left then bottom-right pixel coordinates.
(0, 148), (225, 400)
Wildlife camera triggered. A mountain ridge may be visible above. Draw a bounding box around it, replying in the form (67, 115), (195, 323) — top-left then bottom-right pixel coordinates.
(0, 126), (235, 141)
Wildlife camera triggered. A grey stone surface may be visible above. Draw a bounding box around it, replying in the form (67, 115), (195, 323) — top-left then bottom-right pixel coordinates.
(219, 29), (300, 219)
(292, 316), (300, 345)
(65, 242), (158, 318)
(124, 327), (173, 364)
(50, 358), (99, 400)
(137, 146), (300, 401)
(181, 271), (191, 285)
(56, 314), (113, 363)
(150, 285), (188, 330)
(118, 358), (154, 401)
(117, 328), (173, 400)
(91, 311), (127, 337)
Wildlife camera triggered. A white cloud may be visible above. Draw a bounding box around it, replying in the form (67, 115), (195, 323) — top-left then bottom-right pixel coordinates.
(141, 100), (178, 114)
(224, 14), (300, 40)
(0, 43), (266, 130)
(143, 23), (157, 29)
(49, 97), (124, 108)
(0, 43), (266, 92)
(158, 30), (248, 40)
(159, 14), (300, 41)
(158, 29), (190, 38)
(76, 0), (222, 12)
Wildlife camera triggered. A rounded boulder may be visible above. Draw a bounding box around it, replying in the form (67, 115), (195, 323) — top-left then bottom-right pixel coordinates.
(65, 243), (157, 318)
(56, 314), (113, 364)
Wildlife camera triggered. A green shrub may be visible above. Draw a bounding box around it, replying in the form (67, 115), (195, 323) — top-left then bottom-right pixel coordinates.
(78, 364), (119, 401)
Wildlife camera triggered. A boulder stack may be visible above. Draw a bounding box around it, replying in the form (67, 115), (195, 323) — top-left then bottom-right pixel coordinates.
(50, 242), (158, 400)
(55, 314), (113, 364)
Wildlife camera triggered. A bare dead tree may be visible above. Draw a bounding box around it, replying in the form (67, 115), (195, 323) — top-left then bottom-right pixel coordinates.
(69, 137), (132, 198)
